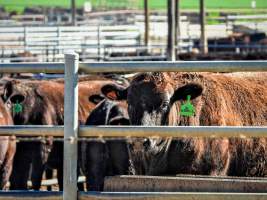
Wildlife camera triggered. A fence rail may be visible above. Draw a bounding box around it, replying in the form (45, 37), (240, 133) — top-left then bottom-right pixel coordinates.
(0, 59), (267, 199)
(0, 191), (266, 200)
(0, 126), (267, 138)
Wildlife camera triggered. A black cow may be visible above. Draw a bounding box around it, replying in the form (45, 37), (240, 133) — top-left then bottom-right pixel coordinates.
(82, 99), (129, 191)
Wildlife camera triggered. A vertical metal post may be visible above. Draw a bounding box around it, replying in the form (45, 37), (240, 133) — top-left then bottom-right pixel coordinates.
(144, 0), (149, 47)
(71, 0), (76, 25)
(97, 26), (101, 61)
(167, 0), (176, 61)
(64, 52), (79, 200)
(200, 0), (208, 54)
(24, 26), (28, 51)
(175, 0), (181, 59)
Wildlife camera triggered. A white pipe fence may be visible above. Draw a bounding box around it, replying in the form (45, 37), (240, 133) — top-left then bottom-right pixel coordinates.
(0, 59), (267, 200)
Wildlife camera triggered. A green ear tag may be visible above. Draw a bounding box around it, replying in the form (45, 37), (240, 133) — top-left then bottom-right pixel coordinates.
(180, 95), (195, 117)
(12, 100), (23, 114)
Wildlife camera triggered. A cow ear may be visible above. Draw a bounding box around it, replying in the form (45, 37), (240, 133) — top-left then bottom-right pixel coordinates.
(101, 84), (128, 100)
(109, 117), (130, 125)
(171, 83), (203, 102)
(89, 94), (104, 105)
(2, 81), (13, 102)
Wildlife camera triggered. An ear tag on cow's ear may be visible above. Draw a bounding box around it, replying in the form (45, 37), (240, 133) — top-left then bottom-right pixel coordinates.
(180, 95), (195, 117)
(13, 100), (23, 114)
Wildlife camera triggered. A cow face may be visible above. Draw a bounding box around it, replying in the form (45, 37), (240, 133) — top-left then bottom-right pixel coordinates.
(102, 73), (203, 126)
(1, 81), (43, 125)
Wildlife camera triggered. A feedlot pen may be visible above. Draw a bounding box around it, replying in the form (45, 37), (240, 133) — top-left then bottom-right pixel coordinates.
(0, 58), (267, 200)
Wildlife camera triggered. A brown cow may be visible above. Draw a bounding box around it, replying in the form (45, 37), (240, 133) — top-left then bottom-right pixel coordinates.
(0, 98), (16, 189)
(102, 72), (267, 176)
(2, 78), (126, 190)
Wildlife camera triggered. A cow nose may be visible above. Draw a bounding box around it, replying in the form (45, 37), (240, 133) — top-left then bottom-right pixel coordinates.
(10, 94), (25, 104)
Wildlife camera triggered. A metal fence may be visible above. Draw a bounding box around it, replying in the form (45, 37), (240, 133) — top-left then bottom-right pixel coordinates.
(0, 58), (267, 200)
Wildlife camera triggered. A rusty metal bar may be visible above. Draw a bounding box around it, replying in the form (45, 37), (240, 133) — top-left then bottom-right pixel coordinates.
(79, 126), (267, 138)
(0, 126), (266, 138)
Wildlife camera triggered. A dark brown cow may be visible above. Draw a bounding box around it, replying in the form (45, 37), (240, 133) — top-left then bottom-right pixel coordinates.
(0, 98), (16, 189)
(102, 72), (267, 176)
(2, 78), (124, 190)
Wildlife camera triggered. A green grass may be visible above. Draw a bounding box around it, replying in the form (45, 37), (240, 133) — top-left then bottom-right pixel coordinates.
(1, 0), (267, 13)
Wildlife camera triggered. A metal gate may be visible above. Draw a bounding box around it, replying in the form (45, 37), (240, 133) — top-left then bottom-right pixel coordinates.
(0, 55), (267, 199)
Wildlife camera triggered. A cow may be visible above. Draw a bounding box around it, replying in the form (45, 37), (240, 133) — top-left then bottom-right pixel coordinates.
(82, 98), (129, 191)
(101, 72), (267, 177)
(2, 78), (126, 190)
(0, 98), (16, 189)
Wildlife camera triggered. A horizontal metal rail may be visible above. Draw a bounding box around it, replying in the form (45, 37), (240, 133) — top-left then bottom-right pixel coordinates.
(0, 63), (64, 73)
(0, 126), (63, 137)
(0, 126), (266, 138)
(0, 192), (266, 200)
(79, 126), (267, 138)
(79, 61), (267, 73)
(1, 61), (267, 74)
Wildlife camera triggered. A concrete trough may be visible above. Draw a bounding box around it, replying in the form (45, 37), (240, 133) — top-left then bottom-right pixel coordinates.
(104, 175), (267, 193)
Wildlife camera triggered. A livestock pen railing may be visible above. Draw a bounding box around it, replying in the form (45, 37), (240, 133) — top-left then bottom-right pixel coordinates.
(0, 59), (267, 200)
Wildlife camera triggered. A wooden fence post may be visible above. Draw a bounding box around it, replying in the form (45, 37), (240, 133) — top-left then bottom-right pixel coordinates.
(64, 52), (79, 200)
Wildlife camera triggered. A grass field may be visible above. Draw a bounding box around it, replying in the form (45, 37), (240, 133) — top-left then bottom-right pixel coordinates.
(1, 0), (267, 13)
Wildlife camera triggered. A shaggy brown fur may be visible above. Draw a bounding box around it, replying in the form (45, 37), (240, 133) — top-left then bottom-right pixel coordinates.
(112, 72), (267, 177)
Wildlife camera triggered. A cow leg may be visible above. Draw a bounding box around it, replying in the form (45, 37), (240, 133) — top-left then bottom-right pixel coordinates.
(77, 168), (84, 191)
(10, 142), (31, 190)
(85, 141), (108, 191)
(0, 137), (16, 189)
(77, 142), (84, 191)
(45, 168), (53, 191)
(56, 165), (63, 191)
(31, 153), (45, 190)
(31, 141), (51, 191)
(0, 137), (9, 189)
(108, 141), (129, 175)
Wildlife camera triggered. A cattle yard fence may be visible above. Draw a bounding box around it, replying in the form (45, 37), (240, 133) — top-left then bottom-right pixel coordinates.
(0, 58), (267, 200)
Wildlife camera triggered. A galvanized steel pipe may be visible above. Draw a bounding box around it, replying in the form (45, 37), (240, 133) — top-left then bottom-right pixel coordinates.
(0, 63), (64, 73)
(63, 52), (79, 200)
(79, 60), (267, 73)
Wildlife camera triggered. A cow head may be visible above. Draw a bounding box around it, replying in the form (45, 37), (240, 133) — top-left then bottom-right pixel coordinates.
(1, 80), (45, 125)
(86, 99), (129, 126)
(102, 73), (203, 126)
